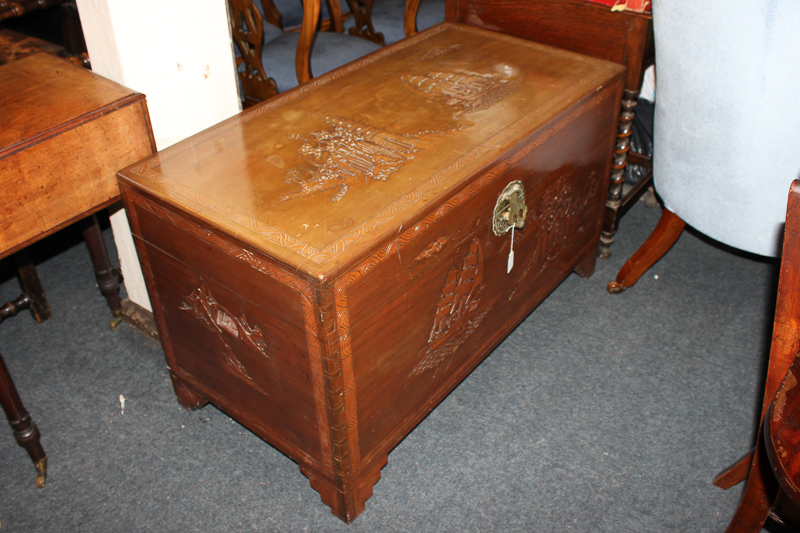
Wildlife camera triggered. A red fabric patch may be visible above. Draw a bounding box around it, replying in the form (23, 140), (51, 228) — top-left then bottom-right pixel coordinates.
(585, 0), (651, 13)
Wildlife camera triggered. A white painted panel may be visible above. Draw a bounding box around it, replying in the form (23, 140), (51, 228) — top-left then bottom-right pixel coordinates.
(76, 0), (241, 311)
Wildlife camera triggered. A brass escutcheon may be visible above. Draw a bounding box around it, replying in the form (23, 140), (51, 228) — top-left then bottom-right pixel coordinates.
(492, 181), (528, 236)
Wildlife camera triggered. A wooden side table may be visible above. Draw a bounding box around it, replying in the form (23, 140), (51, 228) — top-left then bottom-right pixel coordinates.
(0, 52), (156, 487)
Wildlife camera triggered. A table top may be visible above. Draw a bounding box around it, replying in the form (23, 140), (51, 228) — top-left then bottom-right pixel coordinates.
(1, 53), (153, 259)
(119, 23), (623, 276)
(0, 53), (138, 155)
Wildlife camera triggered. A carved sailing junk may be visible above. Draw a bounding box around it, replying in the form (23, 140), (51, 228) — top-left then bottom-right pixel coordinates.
(506, 173), (603, 302)
(180, 280), (270, 393)
(401, 69), (522, 116)
(411, 238), (490, 376)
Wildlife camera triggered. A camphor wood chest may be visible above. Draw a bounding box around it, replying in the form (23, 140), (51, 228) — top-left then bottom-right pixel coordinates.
(117, 23), (624, 522)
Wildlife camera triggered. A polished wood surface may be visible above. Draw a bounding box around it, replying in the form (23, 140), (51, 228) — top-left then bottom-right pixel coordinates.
(123, 25), (622, 276)
(0, 28), (73, 66)
(415, 0), (654, 258)
(0, 53), (156, 260)
(766, 352), (800, 507)
(119, 23), (624, 522)
(441, 0), (652, 90)
(721, 180), (800, 532)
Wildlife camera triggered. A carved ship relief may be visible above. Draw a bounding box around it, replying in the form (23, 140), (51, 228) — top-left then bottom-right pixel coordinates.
(180, 279), (271, 394)
(418, 45), (462, 61)
(412, 236), (451, 266)
(401, 69), (522, 116)
(506, 173), (603, 301)
(279, 116), (452, 203)
(410, 238), (490, 376)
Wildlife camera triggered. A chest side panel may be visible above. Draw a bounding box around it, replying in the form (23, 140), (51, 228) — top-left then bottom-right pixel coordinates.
(124, 189), (331, 470)
(341, 85), (620, 463)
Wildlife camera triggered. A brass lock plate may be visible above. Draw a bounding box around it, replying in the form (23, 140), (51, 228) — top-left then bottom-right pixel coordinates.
(492, 181), (528, 236)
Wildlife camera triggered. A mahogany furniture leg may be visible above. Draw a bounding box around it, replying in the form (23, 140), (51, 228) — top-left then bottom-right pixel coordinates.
(720, 181), (800, 530)
(13, 250), (51, 323)
(599, 89), (638, 259)
(607, 208), (686, 294)
(82, 214), (124, 330)
(715, 451), (755, 490)
(722, 439), (778, 533)
(0, 295), (47, 488)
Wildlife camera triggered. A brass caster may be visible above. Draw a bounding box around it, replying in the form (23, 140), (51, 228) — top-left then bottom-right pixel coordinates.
(109, 310), (123, 330)
(35, 458), (47, 488)
(607, 281), (626, 294)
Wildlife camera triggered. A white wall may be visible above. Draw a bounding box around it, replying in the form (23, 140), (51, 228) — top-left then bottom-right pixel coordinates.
(76, 0), (241, 310)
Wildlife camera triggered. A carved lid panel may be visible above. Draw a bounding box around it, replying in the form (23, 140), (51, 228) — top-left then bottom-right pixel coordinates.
(118, 23), (623, 277)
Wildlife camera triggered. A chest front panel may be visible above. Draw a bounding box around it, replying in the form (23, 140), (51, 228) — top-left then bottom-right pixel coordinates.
(338, 85), (620, 462)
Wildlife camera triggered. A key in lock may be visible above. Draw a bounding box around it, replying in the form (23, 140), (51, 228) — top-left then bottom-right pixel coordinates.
(493, 181), (528, 273)
(492, 181), (528, 236)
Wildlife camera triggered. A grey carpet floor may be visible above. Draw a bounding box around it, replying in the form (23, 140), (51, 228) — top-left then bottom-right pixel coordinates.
(0, 196), (784, 532)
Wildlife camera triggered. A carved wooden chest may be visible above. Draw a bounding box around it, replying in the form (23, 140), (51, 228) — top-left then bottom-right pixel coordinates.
(117, 23), (624, 523)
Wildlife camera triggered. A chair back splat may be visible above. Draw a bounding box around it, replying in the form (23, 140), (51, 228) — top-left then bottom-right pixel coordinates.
(229, 0), (383, 107)
(229, 0), (279, 106)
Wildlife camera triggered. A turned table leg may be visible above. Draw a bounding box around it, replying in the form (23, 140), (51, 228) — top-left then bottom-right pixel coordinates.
(13, 250), (51, 323)
(82, 214), (124, 330)
(599, 89), (639, 260)
(0, 295), (48, 488)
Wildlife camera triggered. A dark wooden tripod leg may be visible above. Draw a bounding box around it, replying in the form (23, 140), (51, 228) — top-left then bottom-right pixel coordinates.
(13, 250), (51, 323)
(0, 295), (47, 488)
(82, 214), (124, 329)
(607, 208), (686, 294)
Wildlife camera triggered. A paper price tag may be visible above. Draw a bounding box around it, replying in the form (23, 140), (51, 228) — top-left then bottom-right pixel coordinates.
(507, 226), (515, 273)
